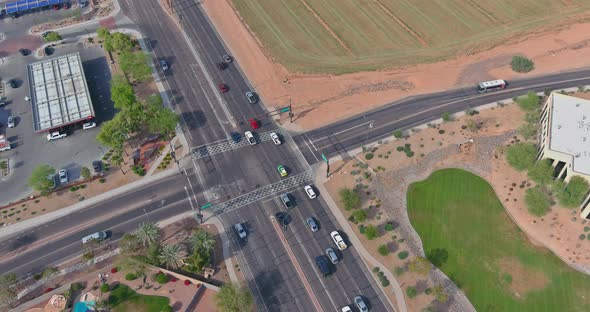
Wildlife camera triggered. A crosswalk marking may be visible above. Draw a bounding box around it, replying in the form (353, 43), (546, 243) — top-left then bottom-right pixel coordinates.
(191, 129), (286, 159)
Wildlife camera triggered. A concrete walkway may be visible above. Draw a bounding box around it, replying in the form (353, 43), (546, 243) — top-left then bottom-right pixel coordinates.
(313, 163), (407, 312)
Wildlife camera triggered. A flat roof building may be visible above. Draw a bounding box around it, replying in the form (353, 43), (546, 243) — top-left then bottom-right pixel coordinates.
(27, 53), (95, 132)
(538, 92), (590, 218)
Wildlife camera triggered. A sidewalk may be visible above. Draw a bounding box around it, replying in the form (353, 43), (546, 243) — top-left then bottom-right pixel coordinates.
(313, 163), (407, 312)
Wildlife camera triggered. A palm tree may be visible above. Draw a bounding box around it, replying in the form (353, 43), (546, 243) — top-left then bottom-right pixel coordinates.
(191, 230), (216, 255)
(134, 222), (160, 247)
(158, 244), (187, 270)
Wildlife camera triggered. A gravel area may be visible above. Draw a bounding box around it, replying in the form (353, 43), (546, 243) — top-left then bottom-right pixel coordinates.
(369, 131), (516, 312)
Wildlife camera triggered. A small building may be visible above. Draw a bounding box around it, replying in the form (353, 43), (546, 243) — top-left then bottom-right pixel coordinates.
(27, 53), (95, 133)
(538, 92), (590, 218)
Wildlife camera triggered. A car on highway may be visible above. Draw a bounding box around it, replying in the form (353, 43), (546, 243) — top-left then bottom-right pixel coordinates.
(218, 83), (228, 93)
(245, 91), (258, 104)
(280, 193), (294, 209)
(304, 185), (317, 199)
(306, 217), (318, 232)
(315, 255), (331, 276)
(249, 118), (260, 130)
(326, 247), (339, 264)
(245, 131), (256, 145)
(270, 132), (281, 145)
(159, 59), (169, 71)
(341, 306), (352, 312)
(354, 296), (369, 312)
(82, 231), (107, 244)
(7, 116), (15, 128)
(277, 165), (287, 177)
(8, 79), (18, 88)
(59, 169), (68, 184)
(93, 160), (103, 174)
(223, 54), (232, 63)
(82, 121), (96, 129)
(230, 132), (241, 143)
(331, 231), (347, 250)
(217, 62), (227, 70)
(47, 131), (67, 141)
(234, 223), (247, 239)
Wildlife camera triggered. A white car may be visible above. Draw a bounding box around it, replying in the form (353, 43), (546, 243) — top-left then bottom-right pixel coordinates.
(47, 131), (67, 141)
(7, 116), (15, 128)
(59, 169), (68, 184)
(234, 223), (247, 239)
(304, 185), (317, 199)
(82, 122), (96, 129)
(270, 132), (281, 145)
(331, 231), (347, 251)
(245, 131), (256, 145)
(341, 306), (352, 312)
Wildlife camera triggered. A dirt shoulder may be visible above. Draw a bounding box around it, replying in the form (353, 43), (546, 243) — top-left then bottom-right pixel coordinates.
(201, 0), (590, 131)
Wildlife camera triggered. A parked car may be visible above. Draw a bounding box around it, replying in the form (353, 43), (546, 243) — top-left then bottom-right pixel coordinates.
(306, 217), (319, 232)
(59, 169), (68, 184)
(47, 131), (67, 141)
(82, 121), (96, 129)
(331, 231), (347, 250)
(270, 132), (281, 145)
(354, 296), (369, 312)
(315, 255), (331, 276)
(234, 223), (247, 239)
(326, 247), (339, 264)
(159, 59), (169, 71)
(218, 83), (228, 93)
(223, 54), (232, 63)
(277, 165), (288, 177)
(341, 306), (352, 312)
(304, 185), (317, 199)
(276, 212), (291, 225)
(92, 160), (103, 173)
(245, 131), (256, 145)
(7, 116), (15, 128)
(8, 79), (18, 88)
(18, 48), (30, 56)
(44, 46), (54, 56)
(245, 91), (258, 104)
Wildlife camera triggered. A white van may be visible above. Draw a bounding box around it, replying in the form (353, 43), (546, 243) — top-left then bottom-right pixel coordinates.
(82, 231), (107, 244)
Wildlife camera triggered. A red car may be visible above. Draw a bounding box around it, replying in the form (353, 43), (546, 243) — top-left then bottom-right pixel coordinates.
(218, 83), (228, 93)
(249, 118), (260, 130)
(53, 4), (60, 10)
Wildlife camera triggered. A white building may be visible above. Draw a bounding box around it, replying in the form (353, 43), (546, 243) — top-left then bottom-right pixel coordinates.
(538, 92), (590, 218)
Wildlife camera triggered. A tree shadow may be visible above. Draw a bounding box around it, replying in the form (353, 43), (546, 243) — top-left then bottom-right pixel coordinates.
(7, 232), (38, 252)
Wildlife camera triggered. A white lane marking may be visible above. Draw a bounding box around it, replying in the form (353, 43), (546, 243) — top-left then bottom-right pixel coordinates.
(312, 120), (374, 143)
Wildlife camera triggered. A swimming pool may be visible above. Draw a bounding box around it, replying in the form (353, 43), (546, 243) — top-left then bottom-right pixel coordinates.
(73, 301), (96, 312)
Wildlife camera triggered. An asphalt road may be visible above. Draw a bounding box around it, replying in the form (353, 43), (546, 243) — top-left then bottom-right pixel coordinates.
(295, 68), (590, 164)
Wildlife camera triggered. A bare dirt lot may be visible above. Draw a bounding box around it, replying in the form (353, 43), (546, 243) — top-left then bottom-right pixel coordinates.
(201, 0), (590, 130)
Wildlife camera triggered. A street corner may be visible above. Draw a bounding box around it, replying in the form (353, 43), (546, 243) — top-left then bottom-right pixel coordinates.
(0, 35), (43, 56)
(98, 16), (116, 30)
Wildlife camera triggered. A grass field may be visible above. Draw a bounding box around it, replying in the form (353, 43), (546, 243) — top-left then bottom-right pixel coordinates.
(108, 284), (171, 312)
(407, 169), (590, 312)
(231, 0), (590, 74)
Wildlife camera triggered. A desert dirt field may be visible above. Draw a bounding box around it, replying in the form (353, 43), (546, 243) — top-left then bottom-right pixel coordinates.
(201, 0), (590, 131)
(230, 0), (590, 74)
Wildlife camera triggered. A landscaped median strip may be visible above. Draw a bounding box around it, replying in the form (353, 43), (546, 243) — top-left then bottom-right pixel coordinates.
(270, 216), (323, 312)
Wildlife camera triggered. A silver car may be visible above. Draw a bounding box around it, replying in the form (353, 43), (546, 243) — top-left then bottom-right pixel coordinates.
(326, 247), (338, 264)
(354, 296), (368, 312)
(245, 91), (258, 104)
(306, 217), (319, 232)
(234, 223), (247, 239)
(59, 169), (68, 184)
(7, 116), (14, 128)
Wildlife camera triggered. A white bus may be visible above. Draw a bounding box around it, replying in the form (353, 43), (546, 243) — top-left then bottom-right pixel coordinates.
(476, 80), (507, 93)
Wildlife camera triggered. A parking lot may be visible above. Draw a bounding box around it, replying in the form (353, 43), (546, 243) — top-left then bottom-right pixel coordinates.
(0, 41), (115, 204)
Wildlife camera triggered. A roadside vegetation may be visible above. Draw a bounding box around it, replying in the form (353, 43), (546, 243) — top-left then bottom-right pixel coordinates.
(215, 283), (254, 312)
(408, 168), (590, 311)
(511, 55), (535, 73)
(43, 31), (62, 42)
(28, 164), (56, 195)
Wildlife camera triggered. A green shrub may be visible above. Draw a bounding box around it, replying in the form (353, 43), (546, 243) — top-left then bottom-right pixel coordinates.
(372, 267), (380, 273)
(156, 272), (169, 284)
(384, 223), (395, 231)
(580, 234), (586, 240)
(442, 112), (451, 122)
(352, 209), (368, 223)
(71, 283), (84, 291)
(378, 244), (389, 256)
(425, 288), (432, 295)
(339, 189), (361, 210)
(365, 153), (374, 160)
(358, 224), (366, 234)
(82, 252), (94, 261)
(99, 178), (106, 183)
(525, 186), (551, 217)
(100, 283), (110, 293)
(396, 146), (404, 152)
(406, 286), (418, 298)
(365, 225), (378, 240)
(44, 31), (62, 42)
(393, 130), (403, 138)
(125, 273), (137, 281)
(511, 55), (535, 73)
(585, 226), (590, 232)
(528, 159), (554, 185)
(380, 277), (390, 287)
(398, 251), (409, 260)
(556, 176), (590, 207)
(162, 306), (173, 312)
(394, 266), (405, 276)
(506, 143), (537, 171)
(515, 91), (540, 111)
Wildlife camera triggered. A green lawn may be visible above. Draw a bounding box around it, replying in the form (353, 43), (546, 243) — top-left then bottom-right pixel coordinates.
(407, 169), (590, 312)
(108, 284), (170, 312)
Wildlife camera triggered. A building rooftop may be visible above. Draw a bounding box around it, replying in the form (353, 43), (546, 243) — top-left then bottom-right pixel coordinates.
(549, 93), (590, 175)
(28, 53), (94, 132)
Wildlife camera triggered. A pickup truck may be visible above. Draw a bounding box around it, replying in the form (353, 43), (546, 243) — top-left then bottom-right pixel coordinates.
(0, 135), (10, 152)
(330, 231), (347, 250)
(47, 131), (67, 141)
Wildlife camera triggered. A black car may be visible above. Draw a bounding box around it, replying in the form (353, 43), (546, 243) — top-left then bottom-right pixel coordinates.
(8, 79), (18, 88)
(230, 132), (241, 143)
(92, 160), (103, 173)
(315, 256), (331, 276)
(275, 212), (291, 225)
(18, 48), (30, 56)
(44, 46), (54, 56)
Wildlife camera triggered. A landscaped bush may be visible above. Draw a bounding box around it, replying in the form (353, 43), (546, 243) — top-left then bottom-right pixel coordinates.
(378, 244), (389, 256)
(365, 153), (374, 160)
(442, 112), (451, 122)
(364, 225), (378, 240)
(339, 188), (361, 210)
(99, 178), (106, 183)
(358, 224), (366, 234)
(425, 288), (432, 295)
(394, 266), (405, 276)
(506, 143), (537, 171)
(396, 146), (404, 152)
(556, 176), (590, 208)
(71, 283), (84, 291)
(100, 283), (110, 293)
(162, 306), (173, 312)
(384, 223), (395, 231)
(525, 186), (551, 217)
(372, 267), (380, 273)
(406, 286), (418, 298)
(125, 273), (137, 281)
(156, 272), (169, 284)
(380, 276), (390, 287)
(352, 209), (368, 223)
(580, 234), (586, 240)
(511, 55), (535, 73)
(82, 252), (94, 261)
(398, 251), (409, 260)
(393, 130), (403, 138)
